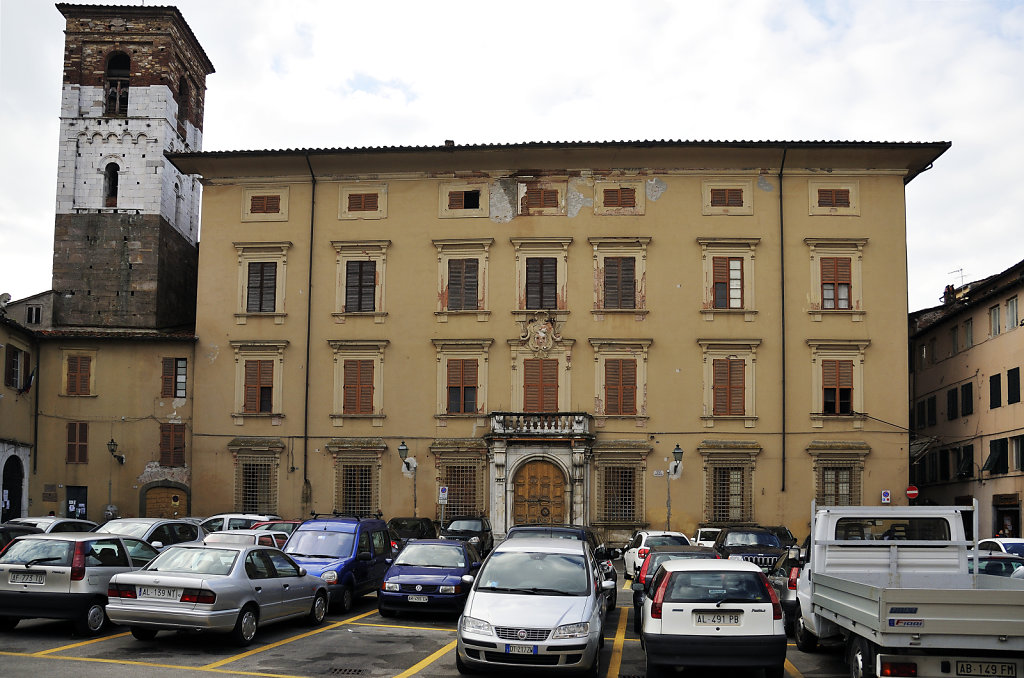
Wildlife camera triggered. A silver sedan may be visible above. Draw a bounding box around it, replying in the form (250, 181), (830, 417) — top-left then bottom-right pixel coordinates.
(106, 544), (329, 645)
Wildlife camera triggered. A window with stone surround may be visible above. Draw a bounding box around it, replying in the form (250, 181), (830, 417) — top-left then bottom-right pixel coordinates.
(511, 238), (571, 313)
(440, 182), (489, 218)
(808, 339), (869, 427)
(809, 180), (860, 216)
(808, 442), (868, 506)
(332, 241), (390, 323)
(518, 181), (566, 216)
(242, 187), (289, 222)
(700, 443), (760, 523)
(4, 341), (30, 392)
(699, 340), (759, 427)
(432, 339), (491, 419)
(590, 237), (649, 315)
(433, 239), (493, 320)
(104, 52), (130, 116)
(234, 242), (290, 323)
(335, 452), (380, 516)
(329, 340), (388, 426)
(594, 181), (645, 216)
(698, 238), (759, 320)
(805, 238), (866, 319)
(590, 338), (650, 419)
(62, 351), (95, 396)
(230, 341), (287, 422)
(339, 184), (387, 220)
(598, 465), (641, 522)
(233, 451), (279, 514)
(702, 179), (753, 216)
(436, 451), (487, 517)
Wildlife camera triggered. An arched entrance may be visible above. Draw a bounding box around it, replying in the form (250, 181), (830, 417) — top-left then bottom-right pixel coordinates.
(144, 486), (189, 518)
(2, 456), (25, 523)
(512, 458), (567, 525)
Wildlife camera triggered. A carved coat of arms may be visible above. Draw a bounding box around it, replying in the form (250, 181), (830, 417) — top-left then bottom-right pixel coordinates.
(522, 316), (561, 356)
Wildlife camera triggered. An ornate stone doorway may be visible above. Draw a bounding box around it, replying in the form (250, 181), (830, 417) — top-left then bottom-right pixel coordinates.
(512, 459), (566, 525)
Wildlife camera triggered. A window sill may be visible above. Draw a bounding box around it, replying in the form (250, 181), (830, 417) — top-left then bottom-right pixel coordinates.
(434, 414), (489, 427)
(701, 308), (757, 322)
(235, 312), (287, 326)
(435, 310), (490, 323)
(512, 309), (570, 318)
(700, 415), (757, 428)
(808, 309), (865, 322)
(60, 393), (98, 398)
(810, 413), (866, 429)
(332, 312), (388, 324)
(231, 412), (285, 426)
(593, 415), (649, 428)
(591, 309), (648, 321)
(330, 413), (386, 427)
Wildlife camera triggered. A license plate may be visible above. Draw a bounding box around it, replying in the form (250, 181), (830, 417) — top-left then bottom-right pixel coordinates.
(694, 612), (742, 626)
(138, 586), (178, 600)
(10, 571), (44, 584)
(407, 595), (429, 603)
(506, 644), (537, 655)
(956, 661), (1017, 677)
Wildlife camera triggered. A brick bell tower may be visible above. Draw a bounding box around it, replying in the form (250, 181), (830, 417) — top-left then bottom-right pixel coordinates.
(53, 4), (214, 329)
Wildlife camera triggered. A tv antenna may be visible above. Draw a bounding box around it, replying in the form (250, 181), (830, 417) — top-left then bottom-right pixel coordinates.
(948, 268), (965, 287)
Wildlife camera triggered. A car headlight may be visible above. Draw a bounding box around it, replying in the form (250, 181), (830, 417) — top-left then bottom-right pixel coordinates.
(439, 585), (457, 594)
(728, 555), (744, 561)
(461, 616), (493, 635)
(321, 571), (338, 583)
(384, 582), (400, 592)
(552, 622), (590, 639)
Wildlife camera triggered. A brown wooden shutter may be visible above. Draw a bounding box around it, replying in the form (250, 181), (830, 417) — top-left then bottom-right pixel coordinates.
(161, 358), (175, 397)
(821, 258), (837, 284)
(838, 359), (853, 387)
(22, 351), (30, 391)
(523, 359), (541, 412)
(159, 423), (172, 465)
(540, 359), (558, 411)
(713, 359), (729, 415)
(713, 257), (729, 285)
(250, 195), (280, 214)
(67, 356), (91, 395)
(4, 347), (14, 388)
(604, 258), (621, 308)
(448, 191), (465, 210)
(66, 422), (87, 463)
(835, 257), (852, 283)
(713, 359), (744, 415)
(524, 359), (558, 412)
(605, 360), (621, 414)
(343, 360), (374, 414)
(818, 188), (851, 208)
(523, 186), (559, 211)
(348, 193), (379, 212)
(822, 360), (838, 389)
(244, 360), (260, 413)
(603, 187), (636, 208)
(729, 359), (745, 415)
(711, 188), (743, 207)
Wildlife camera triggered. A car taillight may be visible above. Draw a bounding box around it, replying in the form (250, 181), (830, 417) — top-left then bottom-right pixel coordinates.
(70, 542), (86, 581)
(391, 540), (399, 550)
(108, 582), (137, 598)
(638, 547), (650, 561)
(880, 661), (918, 677)
(714, 551), (722, 558)
(638, 555), (652, 584)
(651, 574), (670, 619)
(180, 588), (216, 604)
(788, 566), (800, 590)
(760, 573), (782, 620)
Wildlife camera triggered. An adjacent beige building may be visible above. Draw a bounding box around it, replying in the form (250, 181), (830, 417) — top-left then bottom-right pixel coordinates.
(171, 140), (948, 540)
(910, 259), (1024, 538)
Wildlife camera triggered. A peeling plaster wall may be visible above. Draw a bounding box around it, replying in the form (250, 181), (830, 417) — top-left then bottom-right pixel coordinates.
(489, 179), (517, 223)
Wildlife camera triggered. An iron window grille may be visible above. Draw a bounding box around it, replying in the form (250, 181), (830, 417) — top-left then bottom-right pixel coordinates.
(235, 455), (278, 514)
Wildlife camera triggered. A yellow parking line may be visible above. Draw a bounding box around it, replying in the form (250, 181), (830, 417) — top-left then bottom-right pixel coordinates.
(785, 658), (804, 678)
(606, 605), (629, 677)
(202, 610), (376, 670)
(0, 651), (310, 677)
(32, 631), (130, 655)
(621, 579), (631, 590)
(351, 621), (456, 632)
(392, 639), (457, 678)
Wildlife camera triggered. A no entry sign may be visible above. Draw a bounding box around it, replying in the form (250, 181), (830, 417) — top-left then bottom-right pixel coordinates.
(906, 485), (919, 499)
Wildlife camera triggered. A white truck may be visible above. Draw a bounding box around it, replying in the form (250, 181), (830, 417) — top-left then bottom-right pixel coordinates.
(795, 502), (1024, 678)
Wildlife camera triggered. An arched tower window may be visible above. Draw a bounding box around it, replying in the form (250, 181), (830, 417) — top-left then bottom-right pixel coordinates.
(174, 182), (182, 227)
(177, 76), (190, 122)
(105, 52), (130, 115)
(104, 163), (120, 207)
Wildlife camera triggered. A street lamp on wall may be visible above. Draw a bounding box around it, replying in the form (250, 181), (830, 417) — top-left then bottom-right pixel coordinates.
(666, 444), (683, 530)
(398, 441), (417, 517)
(107, 438), (125, 465)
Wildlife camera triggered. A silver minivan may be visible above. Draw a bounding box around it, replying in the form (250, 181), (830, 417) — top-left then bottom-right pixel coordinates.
(456, 537), (613, 677)
(0, 533), (159, 635)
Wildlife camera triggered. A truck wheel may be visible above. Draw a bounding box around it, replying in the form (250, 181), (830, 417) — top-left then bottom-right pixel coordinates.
(847, 637), (877, 678)
(795, 616), (818, 652)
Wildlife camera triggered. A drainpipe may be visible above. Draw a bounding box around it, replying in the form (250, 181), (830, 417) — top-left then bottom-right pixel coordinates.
(778, 147), (788, 492)
(302, 154), (316, 513)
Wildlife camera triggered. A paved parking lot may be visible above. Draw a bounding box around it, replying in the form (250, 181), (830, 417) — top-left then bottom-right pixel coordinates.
(0, 580), (848, 678)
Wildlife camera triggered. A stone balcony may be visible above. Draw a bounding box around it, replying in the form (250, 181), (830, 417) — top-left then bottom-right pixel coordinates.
(488, 411), (594, 441)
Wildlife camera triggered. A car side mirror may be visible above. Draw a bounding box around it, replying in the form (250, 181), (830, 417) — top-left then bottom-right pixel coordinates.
(601, 579), (615, 591)
(357, 551), (372, 561)
(151, 541), (164, 550)
(788, 546), (800, 561)
(298, 567), (306, 577)
(631, 581), (645, 592)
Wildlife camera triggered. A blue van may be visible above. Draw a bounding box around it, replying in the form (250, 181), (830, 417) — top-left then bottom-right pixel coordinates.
(284, 516), (392, 612)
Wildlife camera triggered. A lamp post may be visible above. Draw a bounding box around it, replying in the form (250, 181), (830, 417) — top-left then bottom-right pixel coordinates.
(398, 441), (417, 517)
(666, 445), (683, 530)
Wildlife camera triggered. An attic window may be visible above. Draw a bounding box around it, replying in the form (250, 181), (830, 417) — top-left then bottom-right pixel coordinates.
(603, 188), (636, 208)
(448, 190), (481, 210)
(348, 193), (379, 212)
(523, 187), (559, 209)
(710, 188), (744, 207)
(818, 189), (851, 208)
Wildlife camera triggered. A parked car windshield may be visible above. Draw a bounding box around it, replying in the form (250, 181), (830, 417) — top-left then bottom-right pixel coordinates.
(447, 519), (484, 531)
(506, 529), (581, 540)
(646, 535), (690, 547)
(395, 543), (467, 567)
(205, 532), (256, 545)
(285, 530), (355, 558)
(723, 532), (781, 547)
(389, 518), (430, 532)
(477, 551), (589, 595)
(95, 520), (152, 538)
(663, 570), (771, 603)
(146, 546), (237, 575)
(0, 539), (73, 566)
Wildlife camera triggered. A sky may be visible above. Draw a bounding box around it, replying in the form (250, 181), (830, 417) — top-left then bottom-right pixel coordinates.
(1, 0), (1023, 312)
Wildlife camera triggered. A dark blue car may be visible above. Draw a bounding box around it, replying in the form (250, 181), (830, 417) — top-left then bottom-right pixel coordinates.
(378, 539), (481, 617)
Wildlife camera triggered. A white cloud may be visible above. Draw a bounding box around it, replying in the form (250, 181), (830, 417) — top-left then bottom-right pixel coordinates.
(1, 0), (1022, 311)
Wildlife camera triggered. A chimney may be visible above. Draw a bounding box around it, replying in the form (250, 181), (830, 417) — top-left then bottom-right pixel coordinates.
(943, 284), (956, 305)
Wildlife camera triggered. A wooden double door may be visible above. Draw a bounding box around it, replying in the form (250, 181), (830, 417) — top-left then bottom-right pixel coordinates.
(512, 459), (566, 525)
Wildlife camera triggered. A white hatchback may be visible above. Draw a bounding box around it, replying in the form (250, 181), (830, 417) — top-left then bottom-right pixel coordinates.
(640, 558), (787, 678)
(622, 531), (690, 579)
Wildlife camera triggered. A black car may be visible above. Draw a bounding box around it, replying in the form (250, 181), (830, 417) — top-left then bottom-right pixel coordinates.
(763, 525), (798, 548)
(0, 522), (43, 549)
(439, 516), (493, 556)
(712, 526), (786, 570)
(503, 523), (622, 609)
(387, 516), (438, 552)
(629, 545), (717, 632)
